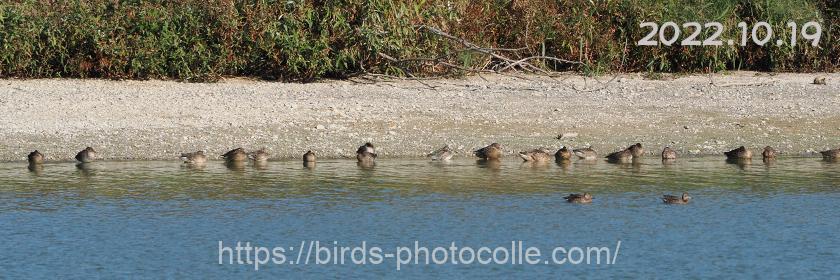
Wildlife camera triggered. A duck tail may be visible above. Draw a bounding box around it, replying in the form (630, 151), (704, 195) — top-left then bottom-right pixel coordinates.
(518, 152), (531, 161)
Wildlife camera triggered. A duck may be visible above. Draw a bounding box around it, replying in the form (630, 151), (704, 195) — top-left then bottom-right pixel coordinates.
(563, 193), (593, 204)
(221, 148), (248, 162)
(518, 148), (552, 162)
(303, 150), (317, 163)
(605, 149), (633, 162)
(428, 145), (455, 161)
(180, 151), (208, 164)
(356, 142), (377, 163)
(573, 146), (597, 159)
(663, 193), (691, 204)
(761, 146), (777, 159)
(554, 146), (573, 161)
(813, 77), (826, 85)
(661, 146), (677, 160)
(724, 146), (752, 159)
(75, 147), (97, 163)
(474, 143), (502, 160)
(820, 148), (840, 159)
(248, 149), (269, 163)
(27, 150), (45, 165)
(627, 143), (644, 158)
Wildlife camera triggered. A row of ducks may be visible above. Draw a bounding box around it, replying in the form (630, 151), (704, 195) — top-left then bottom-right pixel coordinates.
(470, 143), (840, 162)
(22, 143), (840, 166)
(23, 143), (376, 166)
(562, 192), (692, 205)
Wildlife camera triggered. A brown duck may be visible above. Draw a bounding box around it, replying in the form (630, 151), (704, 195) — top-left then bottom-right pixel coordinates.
(27, 150), (45, 164)
(519, 148), (552, 162)
(573, 146), (597, 160)
(221, 148), (248, 162)
(75, 147), (97, 163)
(180, 151), (208, 164)
(605, 149), (633, 162)
(474, 143), (502, 160)
(555, 146), (573, 161)
(428, 145), (455, 161)
(661, 147), (677, 160)
(724, 146), (752, 159)
(813, 77), (826, 85)
(627, 143), (644, 158)
(761, 146), (777, 159)
(357, 142), (377, 163)
(563, 193), (593, 204)
(303, 150), (317, 163)
(248, 149), (270, 163)
(663, 193), (691, 204)
(820, 148), (840, 159)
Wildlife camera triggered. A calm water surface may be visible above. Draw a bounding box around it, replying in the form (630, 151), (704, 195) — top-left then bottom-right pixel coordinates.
(1, 158), (838, 278)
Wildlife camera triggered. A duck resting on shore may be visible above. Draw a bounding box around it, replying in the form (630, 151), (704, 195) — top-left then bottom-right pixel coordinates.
(663, 193), (691, 204)
(221, 148), (248, 162)
(813, 77), (826, 85)
(474, 143), (502, 160)
(27, 150), (45, 165)
(428, 145), (455, 161)
(75, 147), (96, 163)
(573, 146), (597, 160)
(180, 151), (208, 164)
(357, 142), (377, 163)
(724, 146), (752, 159)
(661, 147), (677, 160)
(519, 148), (552, 162)
(563, 193), (593, 204)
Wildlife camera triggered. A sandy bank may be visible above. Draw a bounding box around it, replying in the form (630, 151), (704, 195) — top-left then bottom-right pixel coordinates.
(1, 72), (838, 161)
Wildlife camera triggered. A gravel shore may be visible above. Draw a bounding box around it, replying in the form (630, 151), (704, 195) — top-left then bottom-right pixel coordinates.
(1, 72), (838, 162)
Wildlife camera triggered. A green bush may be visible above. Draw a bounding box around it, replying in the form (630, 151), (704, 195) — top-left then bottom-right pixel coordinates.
(0, 0), (835, 81)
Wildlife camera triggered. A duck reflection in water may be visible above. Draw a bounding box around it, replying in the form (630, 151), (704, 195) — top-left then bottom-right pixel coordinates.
(726, 158), (752, 170)
(476, 159), (501, 171)
(75, 162), (95, 177)
(27, 163), (44, 175)
(225, 160), (247, 172)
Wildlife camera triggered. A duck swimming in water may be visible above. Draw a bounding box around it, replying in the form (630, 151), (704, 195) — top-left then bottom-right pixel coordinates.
(605, 149), (633, 162)
(518, 148), (552, 162)
(474, 143), (502, 160)
(180, 151), (208, 164)
(627, 143), (644, 158)
(820, 147), (839, 159)
(248, 149), (269, 163)
(554, 146), (573, 161)
(661, 147), (677, 160)
(221, 148), (248, 162)
(663, 193), (691, 204)
(563, 193), (593, 204)
(75, 147), (96, 163)
(27, 150), (45, 165)
(428, 145), (455, 161)
(573, 146), (597, 160)
(724, 146), (752, 159)
(761, 146), (777, 160)
(303, 150), (317, 163)
(356, 143), (377, 163)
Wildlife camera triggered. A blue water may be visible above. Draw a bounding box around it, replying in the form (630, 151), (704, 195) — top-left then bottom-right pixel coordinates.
(1, 158), (838, 278)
